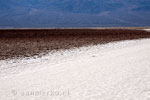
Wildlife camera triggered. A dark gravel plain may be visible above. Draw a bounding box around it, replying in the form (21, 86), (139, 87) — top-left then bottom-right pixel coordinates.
(0, 28), (150, 60)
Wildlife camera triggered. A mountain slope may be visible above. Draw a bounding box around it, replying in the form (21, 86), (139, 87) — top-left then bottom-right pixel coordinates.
(0, 0), (150, 28)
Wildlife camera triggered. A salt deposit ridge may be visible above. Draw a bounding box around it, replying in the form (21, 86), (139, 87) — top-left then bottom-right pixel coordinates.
(0, 39), (150, 100)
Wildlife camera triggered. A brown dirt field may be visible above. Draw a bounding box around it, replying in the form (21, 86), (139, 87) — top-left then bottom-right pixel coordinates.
(0, 29), (150, 60)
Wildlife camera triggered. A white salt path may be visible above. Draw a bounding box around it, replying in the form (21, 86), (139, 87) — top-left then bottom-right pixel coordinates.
(144, 29), (150, 32)
(0, 39), (150, 100)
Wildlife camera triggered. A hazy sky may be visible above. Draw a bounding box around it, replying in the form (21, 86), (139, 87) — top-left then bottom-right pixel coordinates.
(0, 0), (150, 28)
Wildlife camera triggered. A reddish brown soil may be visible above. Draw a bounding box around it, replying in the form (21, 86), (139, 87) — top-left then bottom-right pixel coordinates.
(0, 29), (150, 60)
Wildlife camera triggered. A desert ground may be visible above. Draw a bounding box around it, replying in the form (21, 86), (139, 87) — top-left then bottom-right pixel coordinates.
(0, 28), (150, 60)
(0, 28), (150, 100)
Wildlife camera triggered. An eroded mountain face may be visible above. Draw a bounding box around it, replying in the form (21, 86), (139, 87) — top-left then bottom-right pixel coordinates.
(0, 0), (150, 28)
